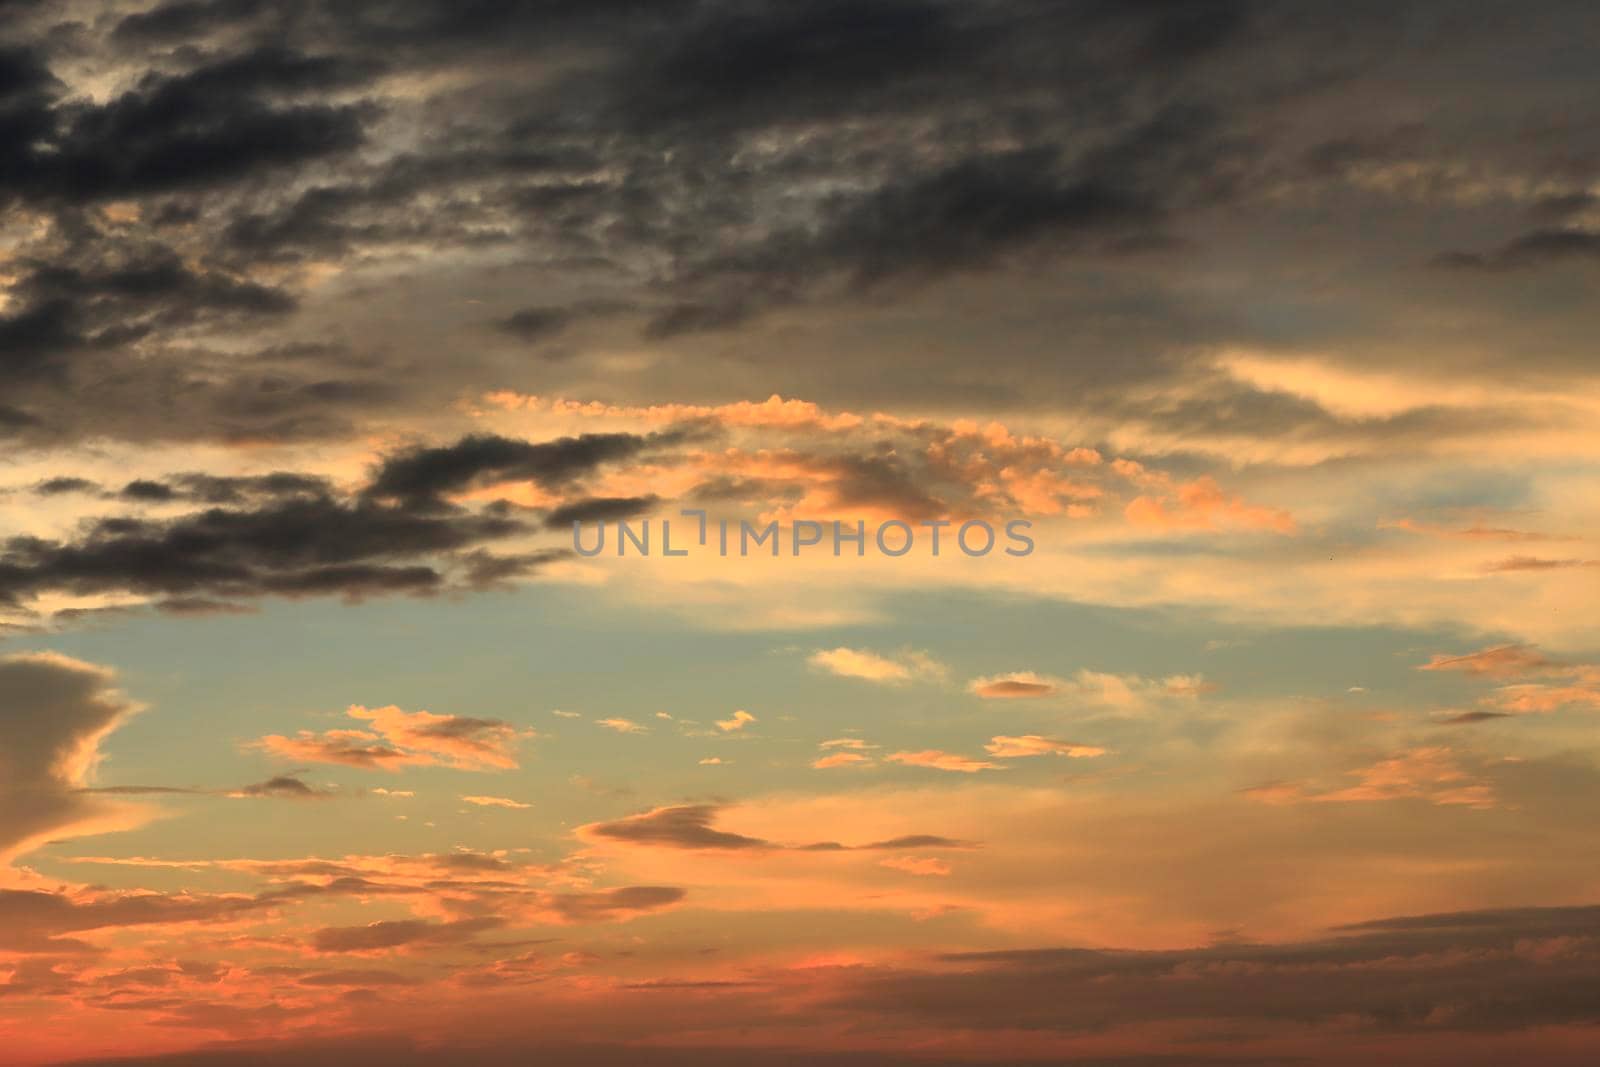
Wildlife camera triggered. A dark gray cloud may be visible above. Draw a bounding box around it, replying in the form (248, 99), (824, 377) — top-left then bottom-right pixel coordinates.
(0, 0), (1597, 443)
(584, 804), (772, 852)
(582, 804), (973, 853)
(45, 903), (1600, 1062)
(0, 886), (272, 953)
(543, 886), (686, 923)
(833, 904), (1600, 1035)
(231, 775), (338, 799)
(365, 433), (670, 509)
(1437, 228), (1600, 270)
(4, 45), (374, 203)
(0, 494), (516, 609)
(0, 652), (141, 863)
(542, 496), (658, 530)
(0, 431), (638, 613)
(311, 916), (505, 953)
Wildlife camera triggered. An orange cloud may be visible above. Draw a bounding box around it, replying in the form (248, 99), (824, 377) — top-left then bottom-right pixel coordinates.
(808, 647), (945, 684)
(595, 717), (647, 734)
(885, 750), (1004, 774)
(715, 709), (757, 732)
(879, 856), (953, 877)
(1384, 518), (1568, 542)
(254, 705), (527, 772)
(1419, 644), (1555, 678)
(1489, 683), (1600, 714)
(812, 752), (873, 769)
(461, 795), (531, 809)
(1483, 555), (1600, 572)
(984, 735), (1106, 759)
(1247, 748), (1496, 810)
(1125, 475), (1296, 534)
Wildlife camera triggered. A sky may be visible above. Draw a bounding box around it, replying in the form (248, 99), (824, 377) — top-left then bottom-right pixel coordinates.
(3, 1), (1600, 1064)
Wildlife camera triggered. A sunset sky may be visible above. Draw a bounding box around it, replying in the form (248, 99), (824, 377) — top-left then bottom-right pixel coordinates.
(4, 2), (1600, 1065)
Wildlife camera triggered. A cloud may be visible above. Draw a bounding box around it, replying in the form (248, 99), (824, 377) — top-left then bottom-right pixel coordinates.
(0, 484), (537, 614)
(1437, 710), (1514, 725)
(812, 752), (873, 769)
(807, 647), (945, 684)
(255, 705), (527, 772)
(296, 969), (421, 989)
(1244, 747), (1497, 810)
(365, 432), (670, 508)
(715, 709), (756, 732)
(1436, 228), (1600, 270)
(879, 856), (952, 877)
(542, 886), (685, 923)
(968, 669), (1210, 710)
(1419, 644), (1556, 678)
(595, 717), (647, 734)
(579, 804), (968, 853)
(1489, 683), (1600, 715)
(1384, 518), (1569, 543)
(0, 885), (273, 954)
(228, 775), (340, 800)
(884, 750), (1004, 774)
(966, 672), (1060, 699)
(1415, 645), (1600, 717)
(543, 495), (659, 530)
(1484, 556), (1600, 572)
(312, 917), (505, 954)
(581, 805), (771, 852)
(812, 738), (881, 768)
(983, 736), (1106, 759)
(830, 903), (1600, 1037)
(1124, 475), (1296, 534)
(0, 652), (147, 864)
(461, 796), (531, 810)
